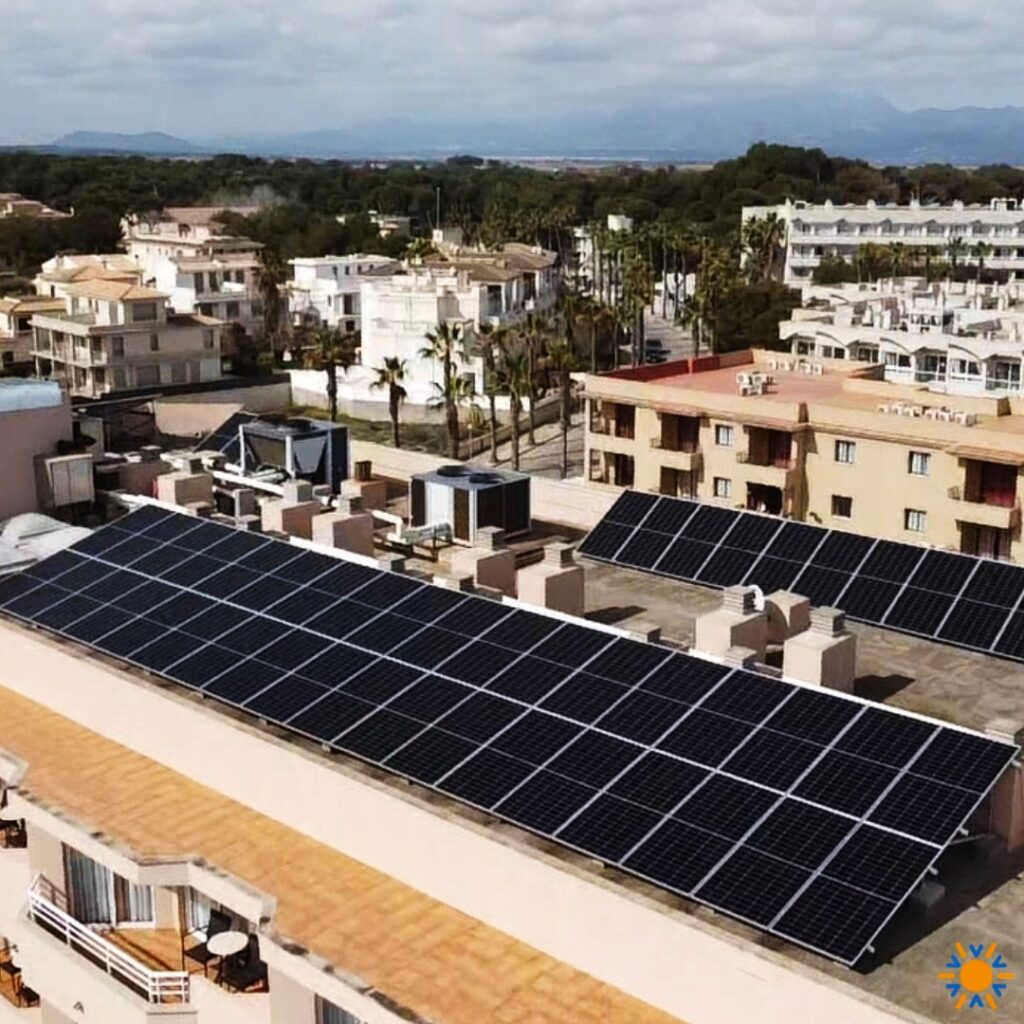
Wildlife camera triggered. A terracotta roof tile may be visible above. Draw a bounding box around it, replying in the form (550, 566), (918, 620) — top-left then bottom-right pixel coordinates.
(0, 687), (682, 1024)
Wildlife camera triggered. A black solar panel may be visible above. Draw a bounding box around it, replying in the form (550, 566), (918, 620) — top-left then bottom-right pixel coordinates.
(193, 411), (259, 464)
(580, 491), (1024, 664)
(0, 506), (1015, 968)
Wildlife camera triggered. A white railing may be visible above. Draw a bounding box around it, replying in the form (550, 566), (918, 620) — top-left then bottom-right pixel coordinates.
(26, 875), (190, 1005)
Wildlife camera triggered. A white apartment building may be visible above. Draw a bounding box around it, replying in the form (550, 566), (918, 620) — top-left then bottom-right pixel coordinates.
(781, 278), (1024, 395)
(30, 280), (224, 399)
(33, 255), (143, 303)
(122, 208), (265, 339)
(358, 244), (558, 403)
(337, 210), (412, 239)
(570, 213), (634, 297)
(0, 297), (64, 369)
(288, 255), (398, 332)
(744, 197), (1024, 282)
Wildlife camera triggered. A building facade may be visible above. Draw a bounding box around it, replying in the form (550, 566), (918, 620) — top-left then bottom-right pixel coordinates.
(123, 208), (266, 340)
(30, 281), (224, 399)
(0, 193), (71, 221)
(584, 350), (1024, 561)
(0, 298), (64, 370)
(744, 197), (1024, 282)
(358, 244), (558, 404)
(288, 255), (398, 332)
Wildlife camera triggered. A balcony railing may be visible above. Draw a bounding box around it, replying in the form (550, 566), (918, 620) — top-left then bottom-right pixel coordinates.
(25, 875), (190, 1006)
(737, 451), (794, 470)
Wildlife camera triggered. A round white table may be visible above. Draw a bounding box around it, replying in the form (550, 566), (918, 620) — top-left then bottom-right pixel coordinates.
(207, 930), (248, 958)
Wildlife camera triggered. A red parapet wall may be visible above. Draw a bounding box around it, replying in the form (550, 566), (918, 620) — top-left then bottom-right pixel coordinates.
(602, 350), (753, 382)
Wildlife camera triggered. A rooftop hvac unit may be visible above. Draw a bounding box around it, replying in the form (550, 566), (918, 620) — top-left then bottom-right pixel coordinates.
(409, 464), (531, 544)
(34, 452), (95, 510)
(237, 416), (348, 493)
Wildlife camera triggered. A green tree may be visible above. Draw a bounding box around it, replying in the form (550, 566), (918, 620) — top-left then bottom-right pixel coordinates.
(304, 326), (356, 422)
(547, 338), (578, 479)
(370, 356), (408, 448)
(621, 255), (655, 364)
(419, 322), (466, 459)
(255, 249), (286, 357)
(501, 345), (531, 471)
(741, 212), (786, 282)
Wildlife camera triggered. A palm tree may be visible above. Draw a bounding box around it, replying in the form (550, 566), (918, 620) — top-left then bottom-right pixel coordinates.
(502, 346), (531, 472)
(520, 314), (547, 447)
(974, 241), (993, 283)
(304, 326), (356, 422)
(419, 322), (465, 459)
(478, 325), (508, 464)
(741, 213), (786, 282)
(255, 249), (286, 359)
(948, 236), (967, 271)
(547, 338), (578, 479)
(370, 357), (408, 448)
(622, 255), (655, 364)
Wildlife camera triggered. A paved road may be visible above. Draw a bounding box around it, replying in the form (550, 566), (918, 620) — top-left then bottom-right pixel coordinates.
(479, 414), (585, 479)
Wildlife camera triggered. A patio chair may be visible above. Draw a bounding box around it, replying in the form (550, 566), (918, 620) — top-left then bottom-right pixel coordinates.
(182, 907), (232, 976)
(220, 934), (268, 993)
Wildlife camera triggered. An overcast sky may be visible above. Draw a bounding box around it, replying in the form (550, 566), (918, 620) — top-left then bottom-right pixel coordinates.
(1, 0), (1017, 141)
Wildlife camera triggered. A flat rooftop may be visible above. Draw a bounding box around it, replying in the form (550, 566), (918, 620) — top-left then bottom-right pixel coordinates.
(578, 558), (1024, 1020)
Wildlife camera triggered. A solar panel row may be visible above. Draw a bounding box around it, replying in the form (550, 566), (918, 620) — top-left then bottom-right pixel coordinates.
(581, 491), (1024, 662)
(0, 506), (1014, 966)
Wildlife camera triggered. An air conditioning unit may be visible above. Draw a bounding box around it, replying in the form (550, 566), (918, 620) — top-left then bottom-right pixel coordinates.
(409, 464), (531, 544)
(237, 416), (349, 493)
(35, 452), (94, 509)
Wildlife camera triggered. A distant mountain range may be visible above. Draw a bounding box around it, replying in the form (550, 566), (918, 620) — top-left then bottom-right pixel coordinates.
(33, 96), (1024, 165)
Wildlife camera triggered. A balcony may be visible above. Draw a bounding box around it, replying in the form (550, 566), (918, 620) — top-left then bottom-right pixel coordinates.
(650, 438), (702, 472)
(948, 487), (1022, 531)
(25, 876), (189, 1006)
(736, 451), (797, 489)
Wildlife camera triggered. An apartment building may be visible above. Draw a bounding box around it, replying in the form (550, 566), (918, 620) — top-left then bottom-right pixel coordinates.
(33, 255), (144, 303)
(744, 197), (1024, 282)
(0, 298), (64, 370)
(781, 279), (1024, 396)
(30, 281), (224, 399)
(0, 194), (71, 221)
(122, 208), (266, 339)
(0, 501), (1019, 1024)
(358, 244), (558, 403)
(584, 349), (1024, 561)
(288, 255), (398, 332)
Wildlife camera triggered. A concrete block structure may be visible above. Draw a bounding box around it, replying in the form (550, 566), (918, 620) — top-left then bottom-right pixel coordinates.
(155, 471), (214, 507)
(765, 591), (811, 644)
(311, 509), (375, 557)
(693, 586), (768, 662)
(260, 498), (321, 539)
(448, 528), (517, 596)
(516, 543), (584, 616)
(783, 607), (858, 692)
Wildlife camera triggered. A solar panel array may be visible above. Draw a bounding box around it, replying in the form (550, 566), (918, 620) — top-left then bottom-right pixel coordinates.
(194, 411), (258, 464)
(581, 491), (1024, 664)
(0, 507), (1015, 966)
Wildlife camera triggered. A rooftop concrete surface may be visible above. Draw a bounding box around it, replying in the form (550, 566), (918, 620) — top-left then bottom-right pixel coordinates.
(0, 685), (683, 1024)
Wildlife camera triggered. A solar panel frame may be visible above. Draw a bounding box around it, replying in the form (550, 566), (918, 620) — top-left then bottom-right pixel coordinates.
(580, 490), (1024, 664)
(0, 507), (1016, 969)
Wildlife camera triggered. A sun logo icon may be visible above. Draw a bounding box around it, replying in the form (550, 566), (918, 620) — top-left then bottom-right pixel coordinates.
(938, 943), (1015, 1010)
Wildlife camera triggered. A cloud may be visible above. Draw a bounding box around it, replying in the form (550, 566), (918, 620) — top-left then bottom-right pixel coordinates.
(1, 0), (1022, 139)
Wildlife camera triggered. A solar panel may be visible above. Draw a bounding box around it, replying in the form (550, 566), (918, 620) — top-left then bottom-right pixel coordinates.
(193, 411), (259, 464)
(0, 507), (1016, 968)
(580, 490), (1024, 665)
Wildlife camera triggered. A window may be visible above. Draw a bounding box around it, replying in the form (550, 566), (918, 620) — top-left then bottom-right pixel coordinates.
(132, 302), (158, 322)
(64, 846), (153, 927)
(834, 440), (856, 464)
(713, 477), (732, 499)
(110, 336), (125, 358)
(316, 997), (365, 1024)
(137, 365), (160, 387)
(905, 508), (927, 533)
(2, 352), (12, 366)
(225, 302), (240, 319)
(149, 334), (160, 352)
(831, 495), (853, 518)
(908, 451), (931, 476)
(715, 424), (734, 447)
